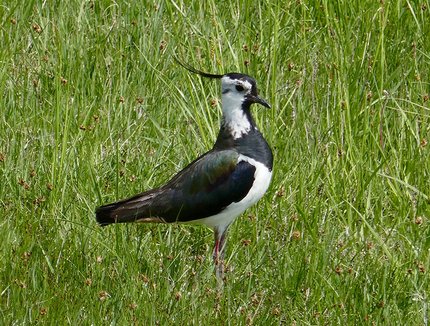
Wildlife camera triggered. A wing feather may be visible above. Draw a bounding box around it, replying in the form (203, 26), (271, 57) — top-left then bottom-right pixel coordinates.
(95, 150), (256, 225)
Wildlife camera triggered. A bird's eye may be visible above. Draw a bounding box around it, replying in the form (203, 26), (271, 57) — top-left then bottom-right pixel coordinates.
(235, 85), (244, 92)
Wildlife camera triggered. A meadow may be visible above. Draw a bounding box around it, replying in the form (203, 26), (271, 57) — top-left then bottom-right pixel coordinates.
(1, 0), (429, 324)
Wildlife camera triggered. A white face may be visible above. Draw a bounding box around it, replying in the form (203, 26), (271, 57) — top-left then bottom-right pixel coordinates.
(220, 76), (254, 138)
(221, 76), (253, 104)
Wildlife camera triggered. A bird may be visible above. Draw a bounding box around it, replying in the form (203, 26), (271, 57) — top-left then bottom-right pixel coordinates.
(95, 61), (273, 280)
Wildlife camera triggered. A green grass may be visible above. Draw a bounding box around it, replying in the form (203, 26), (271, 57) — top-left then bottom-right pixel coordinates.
(1, 0), (429, 324)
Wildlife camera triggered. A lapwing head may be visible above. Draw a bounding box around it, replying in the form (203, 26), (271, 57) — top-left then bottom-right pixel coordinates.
(220, 73), (270, 112)
(176, 59), (270, 138)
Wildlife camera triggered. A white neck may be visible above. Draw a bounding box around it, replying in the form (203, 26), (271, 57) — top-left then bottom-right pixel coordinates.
(221, 92), (251, 139)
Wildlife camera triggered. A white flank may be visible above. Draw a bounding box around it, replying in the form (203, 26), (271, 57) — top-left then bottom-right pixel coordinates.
(195, 155), (272, 234)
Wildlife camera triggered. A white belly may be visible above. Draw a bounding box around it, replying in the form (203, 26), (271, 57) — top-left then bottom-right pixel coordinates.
(195, 155), (272, 233)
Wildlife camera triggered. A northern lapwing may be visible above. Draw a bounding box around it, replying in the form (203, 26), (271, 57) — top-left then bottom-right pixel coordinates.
(95, 61), (273, 280)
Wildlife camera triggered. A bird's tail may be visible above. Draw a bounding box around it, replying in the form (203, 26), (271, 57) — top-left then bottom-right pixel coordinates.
(95, 191), (163, 226)
(95, 202), (136, 226)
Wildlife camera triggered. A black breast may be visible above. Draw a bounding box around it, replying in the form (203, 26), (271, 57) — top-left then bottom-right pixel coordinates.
(214, 127), (273, 171)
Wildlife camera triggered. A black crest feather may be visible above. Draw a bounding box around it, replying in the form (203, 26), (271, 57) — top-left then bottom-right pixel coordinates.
(174, 56), (223, 79)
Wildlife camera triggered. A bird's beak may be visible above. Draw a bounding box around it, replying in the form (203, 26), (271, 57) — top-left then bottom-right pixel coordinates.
(248, 95), (271, 109)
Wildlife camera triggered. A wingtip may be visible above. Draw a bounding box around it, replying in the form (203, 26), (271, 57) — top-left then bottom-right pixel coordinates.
(95, 205), (114, 227)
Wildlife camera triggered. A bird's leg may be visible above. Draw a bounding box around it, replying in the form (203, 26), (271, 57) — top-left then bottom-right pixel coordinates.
(213, 228), (228, 281)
